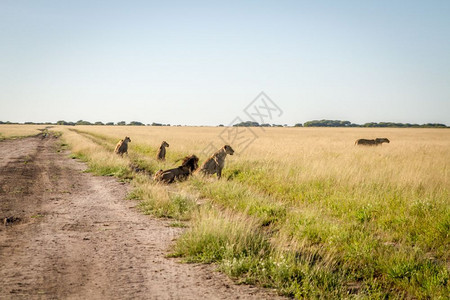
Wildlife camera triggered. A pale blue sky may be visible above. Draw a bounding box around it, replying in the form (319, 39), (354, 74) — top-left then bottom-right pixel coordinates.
(1, 0), (449, 125)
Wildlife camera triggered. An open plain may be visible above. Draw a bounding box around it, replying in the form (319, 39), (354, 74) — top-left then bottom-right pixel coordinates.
(1, 125), (449, 299)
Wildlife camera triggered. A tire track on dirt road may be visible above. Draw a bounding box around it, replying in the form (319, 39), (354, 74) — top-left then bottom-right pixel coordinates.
(0, 135), (283, 299)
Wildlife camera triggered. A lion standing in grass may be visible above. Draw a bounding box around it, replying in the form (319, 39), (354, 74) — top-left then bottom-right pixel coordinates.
(156, 141), (169, 161)
(355, 138), (390, 146)
(114, 136), (131, 156)
(375, 138), (390, 145)
(199, 145), (234, 179)
(154, 155), (199, 183)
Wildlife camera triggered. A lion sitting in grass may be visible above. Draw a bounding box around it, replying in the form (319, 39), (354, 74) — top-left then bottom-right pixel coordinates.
(156, 141), (169, 161)
(199, 145), (234, 179)
(114, 136), (131, 156)
(154, 155), (199, 183)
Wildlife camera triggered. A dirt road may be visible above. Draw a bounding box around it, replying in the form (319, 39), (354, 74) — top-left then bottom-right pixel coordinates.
(0, 136), (282, 299)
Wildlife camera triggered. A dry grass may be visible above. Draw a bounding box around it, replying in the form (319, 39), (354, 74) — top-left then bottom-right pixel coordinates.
(67, 125), (449, 189)
(0, 124), (46, 139)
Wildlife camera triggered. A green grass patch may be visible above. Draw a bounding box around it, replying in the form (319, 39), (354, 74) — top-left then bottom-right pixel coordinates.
(137, 185), (198, 220)
(168, 221), (188, 228)
(171, 209), (349, 298)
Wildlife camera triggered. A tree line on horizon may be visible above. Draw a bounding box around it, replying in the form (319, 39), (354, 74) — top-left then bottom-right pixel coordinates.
(298, 120), (447, 128)
(0, 120), (170, 126)
(0, 119), (447, 128)
(234, 120), (447, 128)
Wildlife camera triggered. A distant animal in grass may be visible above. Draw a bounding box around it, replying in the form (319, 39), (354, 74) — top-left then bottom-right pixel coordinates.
(114, 136), (131, 156)
(199, 145), (234, 179)
(355, 138), (390, 146)
(154, 155), (199, 183)
(375, 138), (390, 145)
(156, 141), (169, 161)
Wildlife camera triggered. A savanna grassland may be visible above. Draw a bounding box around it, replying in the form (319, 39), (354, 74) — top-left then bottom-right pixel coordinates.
(2, 125), (448, 299)
(0, 124), (47, 140)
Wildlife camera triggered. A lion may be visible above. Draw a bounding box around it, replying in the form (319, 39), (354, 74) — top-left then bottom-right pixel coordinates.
(199, 145), (234, 179)
(156, 141), (169, 161)
(375, 138), (390, 145)
(355, 139), (377, 146)
(114, 136), (131, 156)
(355, 138), (390, 146)
(154, 155), (199, 183)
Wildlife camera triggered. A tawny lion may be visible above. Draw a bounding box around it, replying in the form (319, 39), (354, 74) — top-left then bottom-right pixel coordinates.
(114, 136), (131, 156)
(199, 145), (234, 179)
(154, 155), (199, 183)
(156, 141), (169, 161)
(375, 138), (390, 145)
(355, 138), (390, 146)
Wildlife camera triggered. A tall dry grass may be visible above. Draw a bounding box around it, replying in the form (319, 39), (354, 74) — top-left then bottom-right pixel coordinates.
(67, 125), (449, 188)
(0, 124), (46, 139)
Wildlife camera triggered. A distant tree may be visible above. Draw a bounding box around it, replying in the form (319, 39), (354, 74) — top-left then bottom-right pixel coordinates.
(128, 121), (144, 126)
(218, 124), (224, 127)
(56, 120), (75, 125)
(233, 121), (259, 127)
(304, 120), (359, 127)
(294, 123), (303, 127)
(340, 120), (352, 127)
(303, 120), (318, 127)
(106, 122), (114, 126)
(117, 121), (126, 126)
(261, 123), (271, 127)
(94, 121), (104, 125)
(76, 120), (92, 125)
(422, 123), (447, 128)
(151, 122), (163, 126)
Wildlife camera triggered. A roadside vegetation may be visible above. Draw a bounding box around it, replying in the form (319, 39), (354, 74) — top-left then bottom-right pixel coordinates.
(3, 124), (448, 299)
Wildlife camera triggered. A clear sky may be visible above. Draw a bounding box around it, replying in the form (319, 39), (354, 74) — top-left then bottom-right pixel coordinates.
(1, 0), (449, 125)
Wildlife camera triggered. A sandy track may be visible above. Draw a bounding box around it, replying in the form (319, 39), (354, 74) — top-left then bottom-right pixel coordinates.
(0, 136), (282, 299)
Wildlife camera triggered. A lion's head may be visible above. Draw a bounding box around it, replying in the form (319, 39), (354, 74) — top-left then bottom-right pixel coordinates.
(223, 145), (234, 155)
(181, 155), (199, 173)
